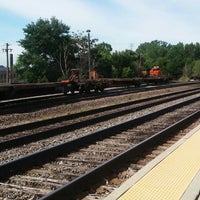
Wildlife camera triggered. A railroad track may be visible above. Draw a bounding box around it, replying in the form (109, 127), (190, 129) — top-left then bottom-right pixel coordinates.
(0, 94), (199, 199)
(0, 87), (200, 163)
(0, 82), (199, 114)
(84, 114), (200, 200)
(0, 85), (147, 113)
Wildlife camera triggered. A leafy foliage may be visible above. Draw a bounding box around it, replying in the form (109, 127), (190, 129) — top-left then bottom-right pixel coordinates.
(136, 40), (200, 79)
(111, 50), (137, 78)
(192, 60), (200, 78)
(14, 17), (200, 82)
(15, 17), (75, 82)
(91, 42), (112, 78)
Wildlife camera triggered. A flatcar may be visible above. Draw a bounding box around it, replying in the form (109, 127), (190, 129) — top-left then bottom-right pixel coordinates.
(0, 66), (169, 99)
(61, 69), (106, 94)
(0, 82), (62, 100)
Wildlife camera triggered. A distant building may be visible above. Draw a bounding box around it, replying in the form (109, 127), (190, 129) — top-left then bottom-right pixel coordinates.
(0, 65), (6, 71)
(0, 65), (7, 83)
(0, 65), (16, 83)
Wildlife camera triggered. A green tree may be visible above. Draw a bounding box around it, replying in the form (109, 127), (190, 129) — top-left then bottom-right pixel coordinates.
(122, 67), (135, 78)
(15, 17), (75, 82)
(91, 42), (112, 77)
(194, 43), (200, 59)
(14, 52), (50, 82)
(181, 43), (200, 79)
(184, 43), (195, 65)
(112, 50), (137, 78)
(72, 31), (98, 79)
(166, 43), (185, 78)
(136, 40), (169, 70)
(192, 60), (200, 78)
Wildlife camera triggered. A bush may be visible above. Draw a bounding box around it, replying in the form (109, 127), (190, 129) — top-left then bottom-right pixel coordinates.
(178, 76), (190, 82)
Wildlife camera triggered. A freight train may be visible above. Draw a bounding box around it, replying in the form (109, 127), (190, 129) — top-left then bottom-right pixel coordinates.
(60, 66), (168, 94)
(0, 66), (169, 100)
(61, 69), (106, 94)
(0, 82), (63, 100)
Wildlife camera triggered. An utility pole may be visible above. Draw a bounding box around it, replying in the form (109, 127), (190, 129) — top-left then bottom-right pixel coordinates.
(86, 29), (91, 80)
(3, 43), (12, 83)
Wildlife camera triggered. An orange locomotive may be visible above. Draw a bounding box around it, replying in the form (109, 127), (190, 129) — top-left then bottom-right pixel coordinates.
(141, 66), (162, 77)
(149, 66), (162, 76)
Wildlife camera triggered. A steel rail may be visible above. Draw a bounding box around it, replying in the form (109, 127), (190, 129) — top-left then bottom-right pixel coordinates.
(0, 85), (148, 111)
(1, 82), (199, 114)
(0, 95), (199, 181)
(41, 110), (200, 200)
(1, 87), (198, 135)
(0, 88), (199, 151)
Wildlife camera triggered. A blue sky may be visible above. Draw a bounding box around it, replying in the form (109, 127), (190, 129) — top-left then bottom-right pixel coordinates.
(0, 0), (200, 66)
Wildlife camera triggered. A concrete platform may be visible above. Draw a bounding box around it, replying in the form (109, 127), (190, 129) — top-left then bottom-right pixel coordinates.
(105, 124), (200, 200)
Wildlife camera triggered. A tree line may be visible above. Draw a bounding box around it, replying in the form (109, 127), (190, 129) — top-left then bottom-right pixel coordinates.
(14, 17), (200, 82)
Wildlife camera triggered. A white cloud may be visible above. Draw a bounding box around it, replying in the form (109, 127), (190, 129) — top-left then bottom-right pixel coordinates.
(0, 0), (199, 65)
(0, 0), (94, 27)
(0, 0), (123, 41)
(112, 0), (200, 38)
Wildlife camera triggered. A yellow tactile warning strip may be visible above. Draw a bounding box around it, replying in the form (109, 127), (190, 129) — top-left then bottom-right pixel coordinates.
(118, 127), (200, 200)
